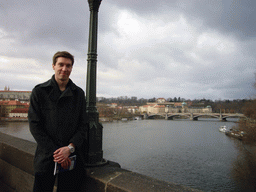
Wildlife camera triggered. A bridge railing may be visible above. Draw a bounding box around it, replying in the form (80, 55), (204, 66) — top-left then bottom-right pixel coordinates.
(146, 113), (245, 121)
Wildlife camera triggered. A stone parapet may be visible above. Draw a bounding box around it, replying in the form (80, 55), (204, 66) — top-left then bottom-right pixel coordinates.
(0, 133), (202, 192)
(85, 162), (202, 192)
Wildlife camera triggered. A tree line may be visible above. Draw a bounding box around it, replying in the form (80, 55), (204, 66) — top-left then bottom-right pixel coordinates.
(99, 96), (252, 113)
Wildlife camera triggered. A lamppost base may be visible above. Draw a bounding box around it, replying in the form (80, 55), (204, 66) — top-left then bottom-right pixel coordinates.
(85, 158), (108, 167)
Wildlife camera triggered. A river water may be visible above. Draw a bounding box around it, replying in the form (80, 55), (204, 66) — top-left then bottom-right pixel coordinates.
(0, 119), (244, 191)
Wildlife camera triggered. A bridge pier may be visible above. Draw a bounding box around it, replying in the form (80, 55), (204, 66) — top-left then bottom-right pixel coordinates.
(190, 113), (198, 121)
(190, 113), (193, 121)
(219, 113), (222, 121)
(219, 113), (227, 121)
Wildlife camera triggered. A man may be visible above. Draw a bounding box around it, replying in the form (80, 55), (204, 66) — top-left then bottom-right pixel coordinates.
(28, 51), (88, 191)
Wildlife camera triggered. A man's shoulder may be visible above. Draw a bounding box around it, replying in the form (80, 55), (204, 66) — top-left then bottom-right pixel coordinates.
(73, 85), (85, 97)
(69, 80), (85, 94)
(32, 79), (52, 92)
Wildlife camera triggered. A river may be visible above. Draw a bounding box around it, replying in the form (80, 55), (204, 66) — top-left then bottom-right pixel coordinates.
(0, 119), (244, 191)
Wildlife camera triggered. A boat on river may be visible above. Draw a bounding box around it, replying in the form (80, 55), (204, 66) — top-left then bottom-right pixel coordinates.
(225, 130), (244, 140)
(219, 126), (227, 133)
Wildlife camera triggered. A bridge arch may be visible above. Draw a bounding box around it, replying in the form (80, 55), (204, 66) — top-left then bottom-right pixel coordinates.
(167, 114), (190, 120)
(191, 114), (219, 121)
(221, 115), (246, 121)
(147, 114), (165, 119)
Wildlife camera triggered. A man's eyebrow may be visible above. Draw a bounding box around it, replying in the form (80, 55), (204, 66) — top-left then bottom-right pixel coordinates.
(58, 62), (72, 65)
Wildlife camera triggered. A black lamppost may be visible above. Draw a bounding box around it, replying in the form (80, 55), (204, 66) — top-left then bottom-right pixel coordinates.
(85, 0), (106, 166)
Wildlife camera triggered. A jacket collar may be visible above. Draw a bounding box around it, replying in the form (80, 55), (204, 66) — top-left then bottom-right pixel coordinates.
(41, 75), (77, 90)
(42, 75), (77, 102)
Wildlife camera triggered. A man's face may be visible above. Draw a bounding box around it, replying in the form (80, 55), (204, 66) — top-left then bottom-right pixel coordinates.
(52, 57), (73, 82)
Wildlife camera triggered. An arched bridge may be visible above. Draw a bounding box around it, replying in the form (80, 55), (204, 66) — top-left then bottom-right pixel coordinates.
(146, 113), (245, 121)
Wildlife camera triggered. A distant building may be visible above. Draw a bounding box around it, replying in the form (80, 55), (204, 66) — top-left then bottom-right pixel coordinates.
(9, 108), (29, 118)
(166, 102), (212, 113)
(152, 105), (165, 114)
(0, 100), (29, 118)
(0, 90), (31, 101)
(127, 106), (139, 114)
(139, 101), (212, 114)
(139, 104), (165, 114)
(109, 103), (118, 108)
(4, 86), (10, 91)
(139, 104), (154, 113)
(156, 98), (166, 103)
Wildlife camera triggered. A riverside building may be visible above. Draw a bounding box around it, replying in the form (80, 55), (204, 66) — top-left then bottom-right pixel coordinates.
(139, 98), (212, 114)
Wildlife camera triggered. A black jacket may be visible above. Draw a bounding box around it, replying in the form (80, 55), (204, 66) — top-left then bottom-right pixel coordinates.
(28, 75), (88, 173)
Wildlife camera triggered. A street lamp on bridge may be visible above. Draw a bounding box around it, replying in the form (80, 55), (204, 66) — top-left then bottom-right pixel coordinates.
(85, 0), (106, 166)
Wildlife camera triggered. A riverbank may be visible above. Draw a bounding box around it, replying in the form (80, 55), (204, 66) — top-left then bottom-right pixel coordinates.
(0, 118), (28, 122)
(225, 130), (243, 140)
(1, 117), (117, 123)
(0, 117), (141, 123)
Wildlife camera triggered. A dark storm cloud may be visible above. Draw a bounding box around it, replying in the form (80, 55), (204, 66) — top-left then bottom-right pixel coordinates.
(182, 0), (256, 40)
(0, 0), (89, 59)
(107, 0), (256, 40)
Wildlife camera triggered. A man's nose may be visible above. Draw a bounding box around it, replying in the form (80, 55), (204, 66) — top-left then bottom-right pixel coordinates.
(62, 65), (68, 71)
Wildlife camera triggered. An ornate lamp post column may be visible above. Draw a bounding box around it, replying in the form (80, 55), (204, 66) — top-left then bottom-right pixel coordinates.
(85, 0), (106, 166)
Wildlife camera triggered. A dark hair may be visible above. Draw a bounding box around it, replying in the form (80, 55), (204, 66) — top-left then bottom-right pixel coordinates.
(52, 51), (74, 65)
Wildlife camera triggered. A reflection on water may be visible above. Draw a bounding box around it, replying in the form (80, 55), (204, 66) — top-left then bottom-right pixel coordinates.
(232, 143), (256, 191)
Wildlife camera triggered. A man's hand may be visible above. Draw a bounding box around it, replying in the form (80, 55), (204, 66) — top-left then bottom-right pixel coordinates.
(61, 158), (71, 169)
(53, 146), (71, 164)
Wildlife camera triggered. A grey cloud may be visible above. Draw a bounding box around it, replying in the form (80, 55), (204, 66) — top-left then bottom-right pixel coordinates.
(0, 0), (89, 58)
(182, 0), (256, 40)
(1, 0), (256, 100)
(107, 0), (256, 40)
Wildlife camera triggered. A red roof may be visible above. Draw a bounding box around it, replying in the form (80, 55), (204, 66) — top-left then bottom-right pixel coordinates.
(0, 100), (28, 106)
(10, 108), (29, 113)
(174, 102), (182, 107)
(0, 101), (8, 105)
(142, 104), (155, 107)
(154, 105), (165, 108)
(0, 90), (31, 93)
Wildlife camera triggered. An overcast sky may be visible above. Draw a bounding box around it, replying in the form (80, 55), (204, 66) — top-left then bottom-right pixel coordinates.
(0, 0), (255, 100)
